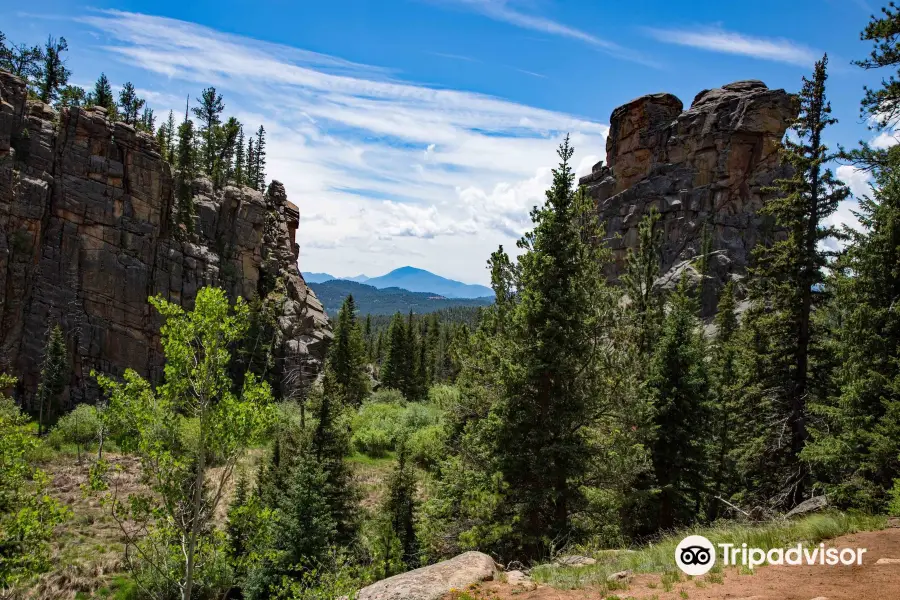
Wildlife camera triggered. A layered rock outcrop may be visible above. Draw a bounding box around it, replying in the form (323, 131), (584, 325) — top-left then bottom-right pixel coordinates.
(580, 80), (796, 313)
(0, 70), (330, 406)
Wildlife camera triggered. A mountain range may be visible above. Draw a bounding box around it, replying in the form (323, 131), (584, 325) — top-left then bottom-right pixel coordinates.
(308, 280), (493, 316)
(302, 266), (493, 299)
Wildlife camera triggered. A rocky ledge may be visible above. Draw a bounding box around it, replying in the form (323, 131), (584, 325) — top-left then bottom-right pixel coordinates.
(581, 80), (797, 314)
(0, 69), (331, 407)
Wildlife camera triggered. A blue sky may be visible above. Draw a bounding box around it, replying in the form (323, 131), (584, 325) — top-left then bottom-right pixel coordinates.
(2, 0), (887, 284)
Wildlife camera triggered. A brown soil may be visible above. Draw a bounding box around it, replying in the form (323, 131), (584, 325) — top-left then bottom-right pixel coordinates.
(471, 526), (900, 600)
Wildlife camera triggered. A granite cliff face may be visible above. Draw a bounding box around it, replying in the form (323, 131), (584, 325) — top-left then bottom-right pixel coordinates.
(580, 80), (797, 313)
(0, 70), (330, 407)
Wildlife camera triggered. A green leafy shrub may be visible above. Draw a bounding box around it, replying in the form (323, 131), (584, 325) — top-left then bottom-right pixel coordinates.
(351, 401), (443, 458)
(407, 425), (445, 470)
(48, 403), (100, 452)
(367, 388), (405, 405)
(351, 402), (404, 457)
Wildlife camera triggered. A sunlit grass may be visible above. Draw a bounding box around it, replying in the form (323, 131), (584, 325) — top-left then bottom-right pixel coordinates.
(530, 512), (886, 590)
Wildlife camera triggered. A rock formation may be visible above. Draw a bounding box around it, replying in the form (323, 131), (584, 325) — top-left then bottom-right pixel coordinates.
(580, 80), (796, 313)
(355, 551), (497, 600)
(0, 70), (330, 407)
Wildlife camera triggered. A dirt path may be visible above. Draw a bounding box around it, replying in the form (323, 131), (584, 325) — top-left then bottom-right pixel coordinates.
(474, 526), (900, 600)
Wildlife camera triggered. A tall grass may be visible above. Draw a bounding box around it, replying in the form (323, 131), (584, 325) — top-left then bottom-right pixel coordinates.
(530, 512), (886, 590)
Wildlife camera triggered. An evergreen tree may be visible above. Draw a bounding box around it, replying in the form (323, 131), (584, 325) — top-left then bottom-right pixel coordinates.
(646, 278), (711, 531)
(254, 125), (267, 191)
(381, 313), (409, 396)
(737, 55), (849, 508)
(803, 9), (900, 509)
(0, 31), (42, 91)
(312, 370), (359, 547)
(36, 324), (67, 435)
(621, 207), (664, 362)
(192, 87), (225, 176)
(709, 281), (741, 519)
(165, 110), (176, 161)
(56, 85), (85, 110)
(175, 105), (197, 233)
(139, 107), (155, 133)
(383, 443), (418, 569)
(246, 136), (256, 187)
(233, 126), (245, 186)
(117, 81), (145, 126)
(36, 36), (70, 105)
(246, 454), (336, 600)
(87, 73), (117, 119)
(328, 295), (369, 406)
(492, 137), (621, 556)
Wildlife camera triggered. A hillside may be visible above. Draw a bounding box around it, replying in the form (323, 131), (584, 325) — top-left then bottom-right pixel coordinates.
(309, 279), (493, 316)
(363, 266), (493, 298)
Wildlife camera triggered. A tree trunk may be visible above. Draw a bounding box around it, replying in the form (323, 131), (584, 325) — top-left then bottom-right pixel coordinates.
(183, 407), (207, 600)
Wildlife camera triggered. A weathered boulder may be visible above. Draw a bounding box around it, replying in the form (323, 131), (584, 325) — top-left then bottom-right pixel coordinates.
(581, 80), (796, 315)
(355, 552), (497, 600)
(785, 495), (828, 519)
(0, 69), (331, 406)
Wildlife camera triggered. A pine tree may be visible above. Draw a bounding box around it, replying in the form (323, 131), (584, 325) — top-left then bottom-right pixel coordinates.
(328, 295), (369, 406)
(312, 370), (359, 547)
(737, 55), (849, 508)
(246, 136), (256, 187)
(192, 87), (225, 176)
(175, 104), (197, 233)
(804, 9), (900, 510)
(56, 85), (85, 110)
(493, 137), (621, 556)
(139, 107), (155, 134)
(646, 278), (711, 530)
(708, 281), (741, 519)
(117, 82), (145, 126)
(621, 207), (664, 362)
(253, 125), (267, 192)
(381, 313), (409, 395)
(36, 36), (70, 105)
(0, 31), (42, 96)
(165, 110), (176, 161)
(383, 443), (418, 569)
(36, 324), (67, 435)
(233, 126), (245, 186)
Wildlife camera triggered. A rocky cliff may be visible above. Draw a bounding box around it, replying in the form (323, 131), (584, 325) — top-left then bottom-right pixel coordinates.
(580, 80), (796, 313)
(0, 70), (331, 407)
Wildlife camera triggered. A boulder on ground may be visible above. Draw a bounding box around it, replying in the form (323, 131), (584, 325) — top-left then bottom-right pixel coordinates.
(785, 496), (828, 519)
(553, 555), (597, 567)
(355, 551), (497, 600)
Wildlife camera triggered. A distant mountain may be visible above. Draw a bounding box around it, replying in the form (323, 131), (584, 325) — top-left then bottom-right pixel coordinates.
(302, 271), (337, 283)
(309, 280), (493, 316)
(345, 274), (370, 283)
(363, 266), (493, 299)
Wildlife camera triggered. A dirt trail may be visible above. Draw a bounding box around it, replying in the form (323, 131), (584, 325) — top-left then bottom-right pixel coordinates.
(476, 526), (900, 600)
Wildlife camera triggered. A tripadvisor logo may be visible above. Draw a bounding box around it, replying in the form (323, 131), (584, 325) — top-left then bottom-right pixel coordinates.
(675, 535), (868, 575)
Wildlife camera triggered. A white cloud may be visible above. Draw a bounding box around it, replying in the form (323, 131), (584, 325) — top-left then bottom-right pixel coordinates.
(644, 26), (818, 66)
(436, 0), (657, 66)
(837, 165), (871, 201)
(73, 10), (608, 283)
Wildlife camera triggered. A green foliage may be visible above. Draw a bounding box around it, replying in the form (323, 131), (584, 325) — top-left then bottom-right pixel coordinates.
(95, 287), (274, 600)
(36, 324), (67, 436)
(621, 207), (664, 362)
(0, 374), (69, 590)
(117, 81), (145, 126)
(645, 278), (711, 532)
(382, 444), (419, 569)
(37, 35), (70, 105)
(736, 54), (848, 509)
(175, 114), (197, 233)
(350, 400), (441, 458)
(48, 403), (100, 460)
(329, 295), (369, 406)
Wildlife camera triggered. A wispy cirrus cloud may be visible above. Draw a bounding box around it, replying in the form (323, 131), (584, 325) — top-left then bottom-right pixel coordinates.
(433, 0), (657, 67)
(71, 9), (608, 283)
(643, 26), (819, 66)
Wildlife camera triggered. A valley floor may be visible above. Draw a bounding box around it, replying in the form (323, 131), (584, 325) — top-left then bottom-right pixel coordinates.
(465, 524), (900, 600)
